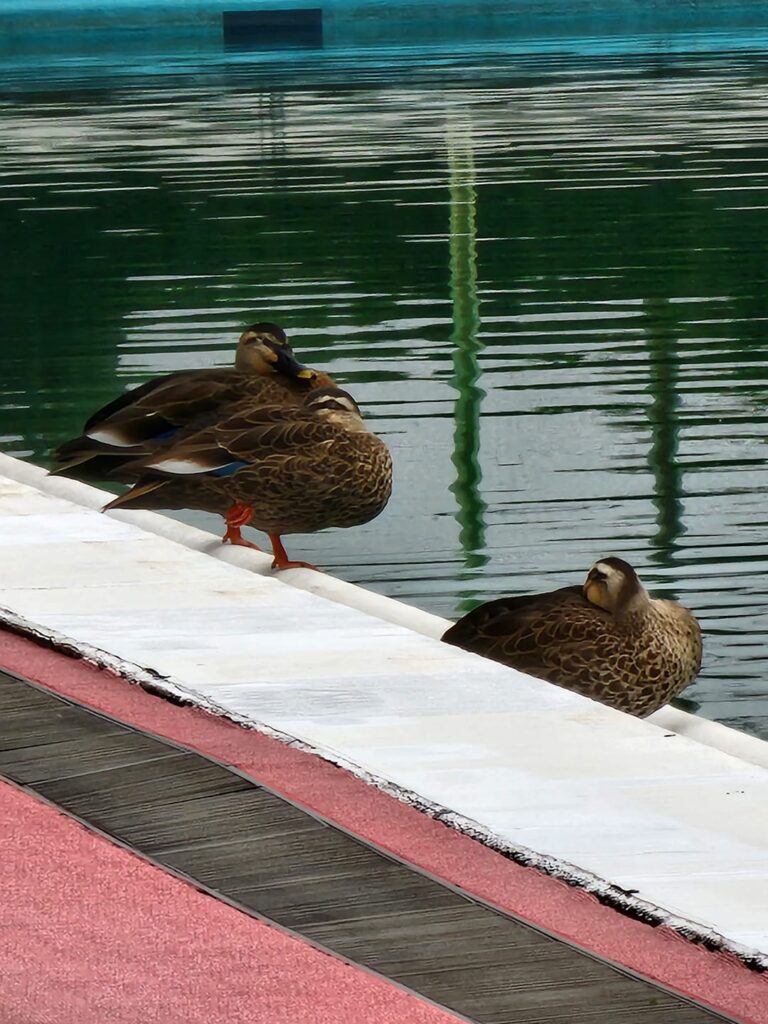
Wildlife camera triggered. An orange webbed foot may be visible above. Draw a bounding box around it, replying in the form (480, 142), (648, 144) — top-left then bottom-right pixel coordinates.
(222, 525), (262, 550)
(222, 503), (261, 550)
(268, 533), (320, 572)
(271, 557), (320, 572)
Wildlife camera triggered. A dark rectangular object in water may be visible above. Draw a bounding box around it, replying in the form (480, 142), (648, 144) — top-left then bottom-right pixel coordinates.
(223, 9), (323, 47)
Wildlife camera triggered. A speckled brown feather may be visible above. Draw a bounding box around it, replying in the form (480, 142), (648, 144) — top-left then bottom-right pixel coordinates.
(443, 581), (702, 717)
(105, 394), (393, 536)
(54, 368), (337, 479)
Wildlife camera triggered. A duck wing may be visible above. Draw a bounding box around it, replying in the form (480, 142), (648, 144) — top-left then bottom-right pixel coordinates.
(126, 404), (340, 479)
(442, 585), (610, 679)
(83, 369), (195, 434)
(82, 368), (246, 447)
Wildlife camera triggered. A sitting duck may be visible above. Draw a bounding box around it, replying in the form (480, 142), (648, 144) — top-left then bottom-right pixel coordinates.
(103, 387), (393, 571)
(442, 557), (702, 717)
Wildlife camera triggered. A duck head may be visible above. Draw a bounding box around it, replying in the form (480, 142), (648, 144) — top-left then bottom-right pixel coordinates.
(304, 387), (366, 431)
(583, 557), (647, 615)
(235, 322), (316, 380)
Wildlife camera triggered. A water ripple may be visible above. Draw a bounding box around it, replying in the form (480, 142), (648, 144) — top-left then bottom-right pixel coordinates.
(1, 48), (768, 735)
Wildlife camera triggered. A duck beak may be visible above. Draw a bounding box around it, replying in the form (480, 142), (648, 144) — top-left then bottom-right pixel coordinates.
(274, 347), (316, 380)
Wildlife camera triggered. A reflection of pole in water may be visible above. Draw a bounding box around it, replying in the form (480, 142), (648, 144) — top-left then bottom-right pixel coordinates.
(447, 124), (487, 570)
(257, 92), (288, 158)
(644, 297), (684, 582)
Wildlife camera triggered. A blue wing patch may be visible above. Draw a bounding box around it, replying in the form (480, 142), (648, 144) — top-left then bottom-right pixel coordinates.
(153, 427), (181, 442)
(208, 461), (248, 477)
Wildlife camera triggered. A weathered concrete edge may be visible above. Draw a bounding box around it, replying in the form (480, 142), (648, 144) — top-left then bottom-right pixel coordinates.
(2, 604), (767, 974)
(2, 451), (766, 772)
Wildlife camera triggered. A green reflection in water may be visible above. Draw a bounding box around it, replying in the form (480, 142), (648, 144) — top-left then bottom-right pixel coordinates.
(446, 123), (488, 579)
(644, 296), (684, 586)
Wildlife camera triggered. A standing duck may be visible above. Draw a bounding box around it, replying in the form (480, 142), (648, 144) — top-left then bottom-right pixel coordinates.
(442, 557), (702, 716)
(103, 387), (393, 570)
(52, 323), (334, 479)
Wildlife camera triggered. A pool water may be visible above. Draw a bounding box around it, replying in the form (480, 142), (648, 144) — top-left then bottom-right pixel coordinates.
(1, 39), (768, 738)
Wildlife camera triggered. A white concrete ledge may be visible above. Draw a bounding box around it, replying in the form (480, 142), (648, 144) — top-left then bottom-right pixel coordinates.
(2, 453), (765, 772)
(1, 451), (768, 966)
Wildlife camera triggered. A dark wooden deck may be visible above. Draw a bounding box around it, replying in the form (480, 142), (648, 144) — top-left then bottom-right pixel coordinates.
(0, 669), (737, 1024)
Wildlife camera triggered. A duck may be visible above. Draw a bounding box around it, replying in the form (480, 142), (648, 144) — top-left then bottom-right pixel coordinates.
(442, 557), (702, 717)
(52, 322), (335, 479)
(103, 387), (393, 570)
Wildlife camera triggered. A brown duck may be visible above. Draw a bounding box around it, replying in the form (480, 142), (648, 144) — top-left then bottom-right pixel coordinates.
(104, 387), (393, 571)
(442, 557), (702, 716)
(52, 322), (335, 481)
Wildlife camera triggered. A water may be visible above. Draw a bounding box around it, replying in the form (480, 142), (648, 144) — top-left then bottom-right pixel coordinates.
(1, 37), (768, 739)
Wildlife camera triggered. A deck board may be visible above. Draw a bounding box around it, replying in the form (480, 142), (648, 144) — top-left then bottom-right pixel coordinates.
(0, 669), (733, 1024)
(0, 732), (179, 782)
(0, 704), (125, 750)
(39, 754), (253, 814)
(108, 789), (317, 848)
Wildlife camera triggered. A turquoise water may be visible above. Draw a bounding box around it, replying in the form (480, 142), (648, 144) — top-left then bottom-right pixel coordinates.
(1, 35), (768, 737)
